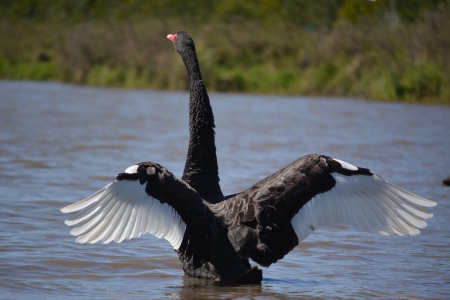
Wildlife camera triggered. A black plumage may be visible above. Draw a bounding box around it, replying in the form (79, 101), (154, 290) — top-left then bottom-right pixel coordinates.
(169, 31), (258, 282)
(61, 31), (435, 285)
(208, 154), (372, 266)
(106, 162), (218, 269)
(174, 31), (223, 202)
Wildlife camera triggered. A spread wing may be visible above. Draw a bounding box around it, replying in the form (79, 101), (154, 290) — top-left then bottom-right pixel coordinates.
(208, 154), (436, 267)
(61, 162), (218, 268)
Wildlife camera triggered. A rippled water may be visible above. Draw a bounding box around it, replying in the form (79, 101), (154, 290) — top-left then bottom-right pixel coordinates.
(1, 80), (449, 299)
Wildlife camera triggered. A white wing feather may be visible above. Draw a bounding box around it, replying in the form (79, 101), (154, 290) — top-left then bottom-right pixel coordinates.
(291, 173), (436, 243)
(61, 180), (186, 249)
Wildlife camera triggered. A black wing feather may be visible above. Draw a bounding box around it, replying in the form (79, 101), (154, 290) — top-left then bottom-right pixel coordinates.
(64, 161), (218, 269)
(118, 162), (219, 268)
(208, 154), (371, 266)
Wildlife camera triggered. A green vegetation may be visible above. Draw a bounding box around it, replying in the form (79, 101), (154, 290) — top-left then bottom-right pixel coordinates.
(0, 0), (449, 104)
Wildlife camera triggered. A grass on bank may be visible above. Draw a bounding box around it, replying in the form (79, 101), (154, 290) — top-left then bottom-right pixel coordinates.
(0, 10), (449, 104)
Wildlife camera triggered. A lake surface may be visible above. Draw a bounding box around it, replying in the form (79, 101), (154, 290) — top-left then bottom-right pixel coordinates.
(1, 80), (449, 299)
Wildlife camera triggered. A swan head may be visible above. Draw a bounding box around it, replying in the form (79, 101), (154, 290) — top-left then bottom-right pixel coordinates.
(167, 31), (195, 54)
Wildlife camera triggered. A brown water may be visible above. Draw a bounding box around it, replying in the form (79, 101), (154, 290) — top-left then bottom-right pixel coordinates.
(1, 80), (449, 299)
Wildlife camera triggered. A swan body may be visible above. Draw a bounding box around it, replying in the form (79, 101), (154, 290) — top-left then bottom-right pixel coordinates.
(61, 31), (436, 284)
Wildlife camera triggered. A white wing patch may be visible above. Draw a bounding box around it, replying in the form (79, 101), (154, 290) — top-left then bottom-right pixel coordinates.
(125, 165), (139, 174)
(61, 180), (186, 249)
(332, 158), (358, 171)
(291, 173), (436, 243)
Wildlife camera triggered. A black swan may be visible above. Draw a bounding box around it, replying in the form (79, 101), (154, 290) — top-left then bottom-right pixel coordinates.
(61, 31), (436, 284)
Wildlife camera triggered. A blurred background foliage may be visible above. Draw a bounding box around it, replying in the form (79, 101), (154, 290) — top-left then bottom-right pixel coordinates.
(0, 0), (449, 103)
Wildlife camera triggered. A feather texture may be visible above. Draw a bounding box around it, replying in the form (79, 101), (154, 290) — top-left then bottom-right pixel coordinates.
(291, 173), (435, 243)
(208, 154), (436, 267)
(61, 161), (219, 268)
(62, 179), (186, 248)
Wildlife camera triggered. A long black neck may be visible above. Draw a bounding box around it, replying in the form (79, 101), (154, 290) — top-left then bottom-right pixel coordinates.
(180, 47), (223, 202)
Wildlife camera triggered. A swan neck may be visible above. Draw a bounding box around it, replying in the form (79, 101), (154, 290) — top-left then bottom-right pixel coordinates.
(181, 48), (202, 82)
(182, 80), (223, 202)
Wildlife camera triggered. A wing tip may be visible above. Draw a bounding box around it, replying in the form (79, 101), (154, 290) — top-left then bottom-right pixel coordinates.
(424, 200), (437, 208)
(61, 186), (110, 214)
(411, 197), (437, 208)
(75, 236), (86, 244)
(60, 199), (94, 214)
(60, 205), (75, 213)
(387, 181), (437, 208)
(64, 219), (74, 226)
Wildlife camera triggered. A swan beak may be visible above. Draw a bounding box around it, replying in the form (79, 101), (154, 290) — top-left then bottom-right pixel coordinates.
(167, 34), (177, 42)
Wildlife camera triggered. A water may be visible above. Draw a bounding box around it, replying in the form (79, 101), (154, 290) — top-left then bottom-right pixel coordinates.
(1, 80), (449, 299)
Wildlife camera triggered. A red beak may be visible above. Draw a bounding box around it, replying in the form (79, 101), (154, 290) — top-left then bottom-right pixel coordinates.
(167, 34), (177, 42)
